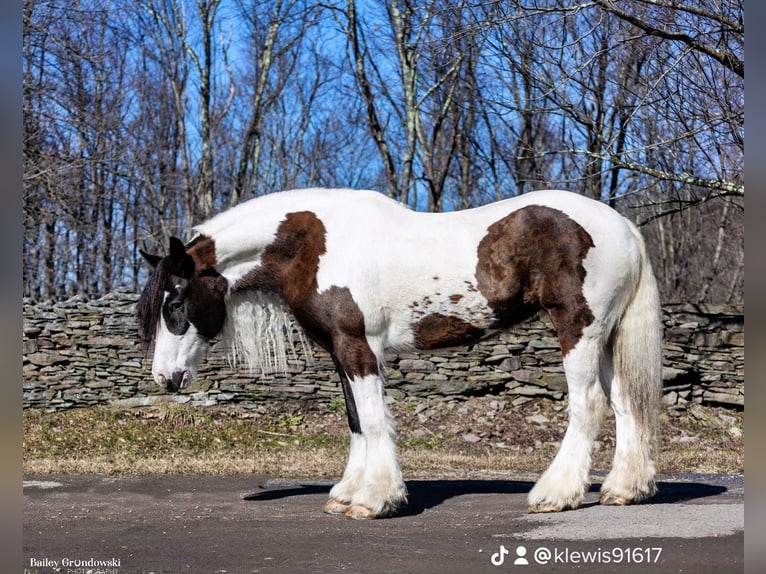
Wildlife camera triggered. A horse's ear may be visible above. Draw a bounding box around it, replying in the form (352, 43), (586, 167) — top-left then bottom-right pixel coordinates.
(169, 236), (187, 260)
(139, 249), (163, 269)
(168, 236), (195, 278)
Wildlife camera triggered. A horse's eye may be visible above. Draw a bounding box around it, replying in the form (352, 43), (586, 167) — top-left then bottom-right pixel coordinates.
(168, 299), (184, 312)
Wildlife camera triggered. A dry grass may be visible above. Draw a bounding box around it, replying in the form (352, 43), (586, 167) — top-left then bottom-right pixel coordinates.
(23, 398), (743, 479)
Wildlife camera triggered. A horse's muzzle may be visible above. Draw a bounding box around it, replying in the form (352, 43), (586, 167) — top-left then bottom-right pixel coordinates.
(158, 371), (191, 393)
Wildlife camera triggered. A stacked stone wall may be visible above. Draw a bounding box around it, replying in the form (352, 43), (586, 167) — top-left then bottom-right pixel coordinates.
(23, 290), (744, 411)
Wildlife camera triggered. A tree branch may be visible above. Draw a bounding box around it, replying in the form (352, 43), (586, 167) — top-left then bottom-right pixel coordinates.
(593, 0), (744, 78)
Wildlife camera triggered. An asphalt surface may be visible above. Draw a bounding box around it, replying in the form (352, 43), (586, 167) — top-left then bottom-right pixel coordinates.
(23, 473), (743, 573)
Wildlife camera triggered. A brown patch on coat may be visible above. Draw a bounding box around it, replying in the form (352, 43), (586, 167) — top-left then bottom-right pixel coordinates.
(449, 294), (464, 304)
(414, 313), (485, 349)
(475, 205), (595, 356)
(299, 285), (380, 380)
(186, 235), (228, 338)
(185, 234), (218, 269)
(233, 211), (378, 380)
(234, 211), (327, 303)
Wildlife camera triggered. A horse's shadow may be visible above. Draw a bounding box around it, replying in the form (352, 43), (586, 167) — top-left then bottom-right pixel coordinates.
(243, 478), (729, 517)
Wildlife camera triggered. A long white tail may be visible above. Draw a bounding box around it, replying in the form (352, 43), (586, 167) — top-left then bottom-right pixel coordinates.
(612, 220), (663, 449)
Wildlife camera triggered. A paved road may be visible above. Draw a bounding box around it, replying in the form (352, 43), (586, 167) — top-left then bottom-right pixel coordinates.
(23, 473), (743, 573)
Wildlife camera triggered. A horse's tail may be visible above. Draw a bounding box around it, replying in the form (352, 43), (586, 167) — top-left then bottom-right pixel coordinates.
(612, 219), (663, 446)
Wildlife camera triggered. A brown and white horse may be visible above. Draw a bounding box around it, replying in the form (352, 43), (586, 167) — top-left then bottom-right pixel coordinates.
(136, 187), (662, 519)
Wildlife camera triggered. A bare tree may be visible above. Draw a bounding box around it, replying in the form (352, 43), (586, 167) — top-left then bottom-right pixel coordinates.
(346, 0), (401, 200)
(345, 0), (486, 209)
(594, 0), (743, 79)
(22, 0), (743, 304)
(475, 3), (564, 198)
(232, 0), (315, 203)
(192, 0), (222, 221)
(134, 0), (193, 240)
(23, 0), (132, 298)
(591, 0), (744, 206)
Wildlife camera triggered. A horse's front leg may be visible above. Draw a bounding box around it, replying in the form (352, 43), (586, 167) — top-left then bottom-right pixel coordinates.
(324, 353), (407, 519)
(323, 367), (366, 515)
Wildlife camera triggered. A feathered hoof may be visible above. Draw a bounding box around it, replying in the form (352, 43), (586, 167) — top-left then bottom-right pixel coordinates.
(342, 498), (405, 519)
(527, 500), (580, 514)
(323, 498), (351, 515)
(599, 492), (633, 506)
(599, 480), (656, 507)
(344, 504), (376, 520)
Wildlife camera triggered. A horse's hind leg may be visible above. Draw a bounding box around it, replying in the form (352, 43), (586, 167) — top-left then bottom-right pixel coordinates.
(527, 335), (608, 513)
(599, 371), (657, 505)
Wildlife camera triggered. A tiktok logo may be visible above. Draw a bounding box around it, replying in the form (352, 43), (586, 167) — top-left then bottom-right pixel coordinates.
(491, 545), (530, 567)
(491, 545), (510, 566)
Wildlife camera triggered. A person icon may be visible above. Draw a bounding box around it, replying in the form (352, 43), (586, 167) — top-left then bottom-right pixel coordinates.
(514, 545), (529, 565)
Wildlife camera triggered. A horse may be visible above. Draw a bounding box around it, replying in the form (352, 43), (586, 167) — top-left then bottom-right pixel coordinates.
(136, 187), (662, 519)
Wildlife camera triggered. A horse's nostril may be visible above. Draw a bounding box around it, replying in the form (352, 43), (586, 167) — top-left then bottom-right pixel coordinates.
(165, 371), (184, 393)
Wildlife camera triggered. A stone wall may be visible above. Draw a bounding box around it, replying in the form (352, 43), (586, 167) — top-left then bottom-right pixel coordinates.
(22, 289), (744, 411)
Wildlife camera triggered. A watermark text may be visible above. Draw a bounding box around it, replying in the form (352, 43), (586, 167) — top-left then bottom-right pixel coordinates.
(490, 544), (663, 567)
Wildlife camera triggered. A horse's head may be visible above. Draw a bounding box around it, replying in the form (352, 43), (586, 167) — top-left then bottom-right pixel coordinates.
(136, 236), (228, 392)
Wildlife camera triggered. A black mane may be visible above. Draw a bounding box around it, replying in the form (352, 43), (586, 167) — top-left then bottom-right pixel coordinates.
(136, 258), (169, 345)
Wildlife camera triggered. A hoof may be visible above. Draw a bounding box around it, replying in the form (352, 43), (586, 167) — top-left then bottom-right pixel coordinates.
(599, 492), (633, 506)
(527, 500), (580, 514)
(323, 498), (351, 515)
(599, 483), (655, 506)
(345, 504), (376, 520)
(528, 502), (561, 514)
